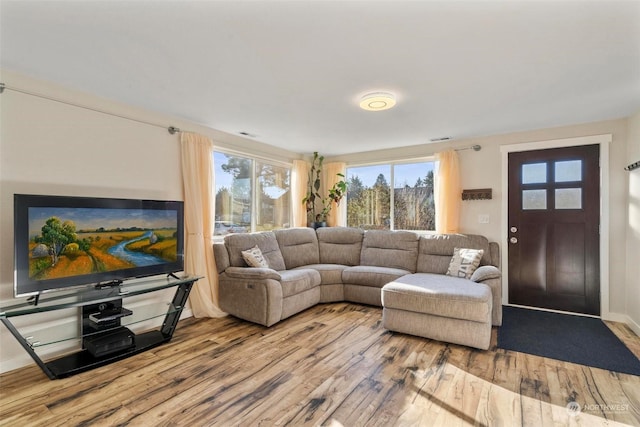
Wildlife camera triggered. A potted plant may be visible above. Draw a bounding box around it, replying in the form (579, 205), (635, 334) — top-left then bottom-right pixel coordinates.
(302, 152), (347, 228)
(302, 152), (323, 228)
(316, 175), (347, 226)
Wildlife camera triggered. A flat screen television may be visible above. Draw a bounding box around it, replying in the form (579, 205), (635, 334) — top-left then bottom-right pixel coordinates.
(14, 194), (184, 297)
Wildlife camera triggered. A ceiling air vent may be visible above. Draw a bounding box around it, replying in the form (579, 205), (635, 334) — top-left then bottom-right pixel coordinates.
(430, 136), (452, 142)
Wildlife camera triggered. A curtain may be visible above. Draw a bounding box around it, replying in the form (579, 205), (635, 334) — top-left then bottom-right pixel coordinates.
(180, 132), (227, 318)
(322, 162), (347, 227)
(435, 150), (461, 234)
(292, 159), (310, 227)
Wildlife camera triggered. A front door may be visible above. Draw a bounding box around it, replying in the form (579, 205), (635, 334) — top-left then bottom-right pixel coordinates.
(508, 144), (600, 315)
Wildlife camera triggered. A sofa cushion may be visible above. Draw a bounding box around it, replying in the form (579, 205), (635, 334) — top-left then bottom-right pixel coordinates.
(416, 234), (492, 274)
(446, 248), (484, 279)
(274, 228), (320, 269)
(382, 273), (491, 323)
(342, 265), (410, 288)
(225, 232), (286, 271)
(293, 264), (346, 285)
(317, 227), (364, 266)
(360, 230), (419, 272)
(278, 269), (321, 298)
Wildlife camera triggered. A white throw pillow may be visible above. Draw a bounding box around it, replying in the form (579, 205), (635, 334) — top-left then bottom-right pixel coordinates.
(241, 245), (269, 268)
(446, 247), (484, 279)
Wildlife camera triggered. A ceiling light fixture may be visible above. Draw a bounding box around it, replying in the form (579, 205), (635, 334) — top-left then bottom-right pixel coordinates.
(359, 92), (396, 111)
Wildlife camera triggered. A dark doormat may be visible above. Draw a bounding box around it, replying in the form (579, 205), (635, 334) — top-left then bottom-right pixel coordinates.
(498, 306), (640, 376)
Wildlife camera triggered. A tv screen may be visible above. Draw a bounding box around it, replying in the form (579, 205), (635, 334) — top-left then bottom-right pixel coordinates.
(14, 194), (184, 297)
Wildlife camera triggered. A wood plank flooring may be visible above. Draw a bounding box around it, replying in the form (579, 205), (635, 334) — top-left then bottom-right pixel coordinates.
(1, 303), (639, 426)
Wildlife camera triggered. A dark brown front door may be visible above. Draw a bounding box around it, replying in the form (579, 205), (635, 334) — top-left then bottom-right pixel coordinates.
(508, 144), (600, 315)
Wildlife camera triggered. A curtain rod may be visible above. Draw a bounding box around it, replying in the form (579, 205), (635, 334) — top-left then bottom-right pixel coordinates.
(456, 145), (482, 152)
(0, 82), (182, 135)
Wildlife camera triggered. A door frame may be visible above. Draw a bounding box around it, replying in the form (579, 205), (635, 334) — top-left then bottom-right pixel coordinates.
(500, 134), (611, 319)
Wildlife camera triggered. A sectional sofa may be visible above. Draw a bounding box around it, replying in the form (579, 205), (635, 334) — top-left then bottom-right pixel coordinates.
(213, 227), (502, 349)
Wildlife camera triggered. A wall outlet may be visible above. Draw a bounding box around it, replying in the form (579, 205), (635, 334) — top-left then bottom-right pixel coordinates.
(478, 214), (490, 224)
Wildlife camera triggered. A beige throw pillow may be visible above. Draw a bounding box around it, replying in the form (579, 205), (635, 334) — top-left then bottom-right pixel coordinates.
(241, 245), (269, 268)
(446, 247), (484, 279)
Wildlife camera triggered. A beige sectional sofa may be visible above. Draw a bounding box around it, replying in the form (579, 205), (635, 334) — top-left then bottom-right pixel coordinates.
(213, 227), (502, 350)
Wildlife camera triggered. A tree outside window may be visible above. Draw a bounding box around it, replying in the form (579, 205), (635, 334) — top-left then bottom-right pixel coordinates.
(346, 161), (435, 231)
(213, 151), (291, 236)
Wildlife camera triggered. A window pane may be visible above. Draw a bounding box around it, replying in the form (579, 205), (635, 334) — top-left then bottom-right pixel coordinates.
(555, 160), (582, 182)
(346, 165), (391, 229)
(214, 152), (251, 235)
(256, 162), (290, 231)
(393, 162), (435, 231)
(555, 188), (582, 209)
(522, 189), (547, 210)
(522, 163), (547, 184)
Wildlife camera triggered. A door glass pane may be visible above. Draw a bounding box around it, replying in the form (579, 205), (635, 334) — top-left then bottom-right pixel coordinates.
(555, 188), (582, 209)
(256, 161), (290, 231)
(214, 152), (251, 235)
(522, 163), (547, 184)
(346, 165), (391, 229)
(393, 162), (435, 231)
(522, 189), (547, 210)
(555, 160), (582, 182)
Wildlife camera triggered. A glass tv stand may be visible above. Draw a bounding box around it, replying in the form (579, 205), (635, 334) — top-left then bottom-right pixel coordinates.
(0, 274), (200, 379)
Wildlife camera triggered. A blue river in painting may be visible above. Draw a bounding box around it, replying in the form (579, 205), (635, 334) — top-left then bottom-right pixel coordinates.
(107, 231), (165, 266)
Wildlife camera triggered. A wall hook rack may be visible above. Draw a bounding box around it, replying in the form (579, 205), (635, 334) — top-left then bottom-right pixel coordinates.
(625, 160), (640, 172)
(462, 188), (492, 201)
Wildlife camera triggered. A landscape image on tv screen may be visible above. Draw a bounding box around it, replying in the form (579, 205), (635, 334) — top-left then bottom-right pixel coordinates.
(28, 207), (179, 282)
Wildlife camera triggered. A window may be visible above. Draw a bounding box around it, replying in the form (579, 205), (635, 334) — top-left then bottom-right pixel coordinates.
(214, 151), (291, 236)
(346, 161), (435, 231)
(520, 159), (584, 211)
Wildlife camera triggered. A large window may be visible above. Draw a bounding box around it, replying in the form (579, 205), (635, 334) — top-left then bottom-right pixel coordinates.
(214, 151), (291, 236)
(346, 161), (435, 231)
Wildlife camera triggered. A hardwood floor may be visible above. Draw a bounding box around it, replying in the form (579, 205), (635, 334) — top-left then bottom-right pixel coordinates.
(1, 303), (639, 426)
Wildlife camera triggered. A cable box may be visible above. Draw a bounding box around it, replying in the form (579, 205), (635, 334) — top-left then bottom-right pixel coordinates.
(83, 326), (135, 358)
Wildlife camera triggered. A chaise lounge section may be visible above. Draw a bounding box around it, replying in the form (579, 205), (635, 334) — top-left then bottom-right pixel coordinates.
(213, 227), (501, 349)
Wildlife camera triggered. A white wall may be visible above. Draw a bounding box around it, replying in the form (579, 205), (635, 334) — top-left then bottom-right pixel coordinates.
(330, 118), (631, 321)
(0, 70), (299, 373)
(626, 110), (640, 334)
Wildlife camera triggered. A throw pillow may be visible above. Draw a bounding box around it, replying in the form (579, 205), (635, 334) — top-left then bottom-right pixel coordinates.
(446, 247), (484, 279)
(241, 245), (269, 268)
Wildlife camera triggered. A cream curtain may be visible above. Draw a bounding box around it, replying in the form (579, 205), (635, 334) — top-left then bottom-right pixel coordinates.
(435, 150), (461, 234)
(180, 132), (227, 318)
(292, 159), (310, 227)
(322, 162), (347, 227)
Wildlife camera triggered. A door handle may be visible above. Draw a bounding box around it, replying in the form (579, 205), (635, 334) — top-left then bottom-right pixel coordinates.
(510, 226), (518, 233)
(510, 237), (518, 244)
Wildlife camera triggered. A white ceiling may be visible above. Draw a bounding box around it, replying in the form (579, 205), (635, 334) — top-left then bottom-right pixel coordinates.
(2, 0), (639, 156)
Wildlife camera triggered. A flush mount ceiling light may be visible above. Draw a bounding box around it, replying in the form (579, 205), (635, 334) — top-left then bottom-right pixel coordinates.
(359, 92), (396, 111)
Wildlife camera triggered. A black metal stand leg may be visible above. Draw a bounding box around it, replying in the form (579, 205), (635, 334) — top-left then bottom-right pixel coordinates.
(1, 318), (56, 380)
(161, 281), (194, 338)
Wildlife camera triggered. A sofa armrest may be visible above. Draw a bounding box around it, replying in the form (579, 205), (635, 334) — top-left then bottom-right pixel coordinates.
(224, 266), (282, 281)
(470, 266), (502, 326)
(470, 265), (501, 283)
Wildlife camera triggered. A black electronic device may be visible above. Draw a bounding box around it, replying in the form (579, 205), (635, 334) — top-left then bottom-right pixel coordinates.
(83, 326), (135, 358)
(89, 307), (133, 324)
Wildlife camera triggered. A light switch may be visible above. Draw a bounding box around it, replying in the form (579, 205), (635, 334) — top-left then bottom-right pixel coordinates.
(478, 214), (490, 224)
